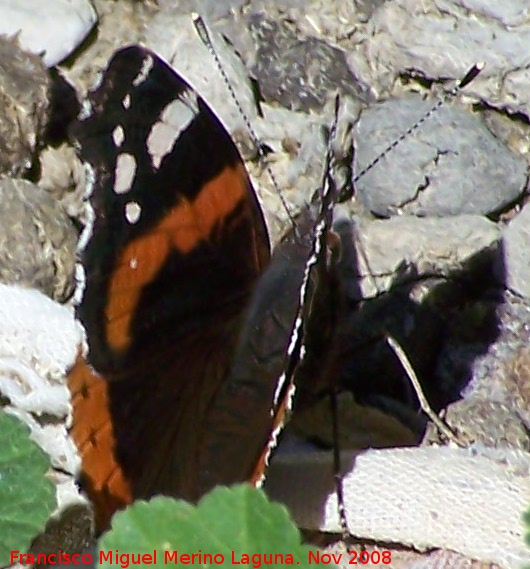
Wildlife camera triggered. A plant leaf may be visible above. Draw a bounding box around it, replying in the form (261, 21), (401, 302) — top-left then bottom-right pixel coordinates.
(0, 410), (56, 565)
(99, 485), (331, 568)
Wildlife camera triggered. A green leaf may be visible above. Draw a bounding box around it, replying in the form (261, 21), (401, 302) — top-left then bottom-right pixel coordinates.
(0, 410), (56, 565)
(99, 485), (332, 568)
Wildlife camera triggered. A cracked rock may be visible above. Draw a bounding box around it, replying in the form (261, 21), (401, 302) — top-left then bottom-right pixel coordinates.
(353, 98), (528, 217)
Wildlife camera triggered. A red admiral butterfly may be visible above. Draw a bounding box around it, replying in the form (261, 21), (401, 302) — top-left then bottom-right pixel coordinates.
(68, 44), (345, 532)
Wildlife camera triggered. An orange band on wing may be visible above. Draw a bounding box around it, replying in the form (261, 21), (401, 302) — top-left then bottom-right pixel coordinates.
(105, 164), (249, 352)
(68, 356), (133, 531)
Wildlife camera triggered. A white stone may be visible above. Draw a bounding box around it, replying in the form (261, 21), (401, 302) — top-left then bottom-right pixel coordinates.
(0, 0), (97, 67)
(266, 446), (530, 569)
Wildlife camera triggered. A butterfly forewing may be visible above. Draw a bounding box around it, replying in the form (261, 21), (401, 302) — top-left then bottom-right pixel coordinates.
(74, 46), (270, 370)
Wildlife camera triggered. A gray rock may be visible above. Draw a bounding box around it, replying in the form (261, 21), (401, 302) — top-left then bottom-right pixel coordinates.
(481, 107), (530, 159)
(448, 291), (530, 431)
(500, 202), (530, 298)
(248, 98), (358, 245)
(351, 214), (501, 298)
(0, 178), (77, 301)
(248, 13), (369, 112)
(0, 0), (97, 67)
(333, 212), (502, 415)
(353, 98), (528, 217)
(211, 0), (371, 83)
(246, 0), (375, 42)
(39, 144), (87, 220)
(424, 398), (530, 450)
(360, 0), (530, 116)
(59, 0), (154, 95)
(157, 0), (247, 21)
(0, 36), (49, 176)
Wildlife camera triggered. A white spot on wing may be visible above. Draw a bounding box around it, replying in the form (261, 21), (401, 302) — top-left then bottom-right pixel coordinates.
(114, 153), (136, 194)
(162, 89), (199, 126)
(147, 89), (199, 170)
(147, 122), (178, 170)
(112, 125), (125, 147)
(122, 93), (131, 109)
(132, 55), (154, 87)
(125, 201), (142, 224)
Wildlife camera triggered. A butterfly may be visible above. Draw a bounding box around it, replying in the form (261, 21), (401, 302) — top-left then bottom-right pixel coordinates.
(68, 44), (346, 532)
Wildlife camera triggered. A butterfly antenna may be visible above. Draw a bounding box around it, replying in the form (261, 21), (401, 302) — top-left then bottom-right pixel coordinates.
(192, 13), (297, 227)
(353, 62), (484, 184)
